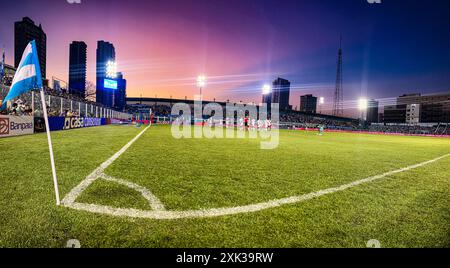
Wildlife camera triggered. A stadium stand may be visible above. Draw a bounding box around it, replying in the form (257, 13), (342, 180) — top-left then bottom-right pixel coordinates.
(1, 85), (129, 119)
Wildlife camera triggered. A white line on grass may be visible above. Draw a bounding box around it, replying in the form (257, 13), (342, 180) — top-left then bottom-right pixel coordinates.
(61, 126), (450, 219)
(61, 125), (152, 206)
(100, 173), (166, 211)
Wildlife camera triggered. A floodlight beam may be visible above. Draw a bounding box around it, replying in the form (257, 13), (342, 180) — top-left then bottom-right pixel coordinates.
(358, 98), (368, 111)
(262, 84), (272, 95)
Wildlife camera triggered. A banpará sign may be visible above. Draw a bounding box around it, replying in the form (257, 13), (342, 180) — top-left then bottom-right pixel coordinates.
(0, 116), (34, 138)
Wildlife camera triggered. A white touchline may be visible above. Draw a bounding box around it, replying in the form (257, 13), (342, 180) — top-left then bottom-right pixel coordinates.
(61, 125), (450, 220)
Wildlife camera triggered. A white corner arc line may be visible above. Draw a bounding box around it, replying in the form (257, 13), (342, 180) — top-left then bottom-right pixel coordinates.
(99, 173), (166, 211)
(61, 125), (151, 205)
(61, 125), (450, 219)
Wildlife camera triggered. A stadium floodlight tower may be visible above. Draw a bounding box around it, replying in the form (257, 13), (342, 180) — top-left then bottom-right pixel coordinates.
(262, 84), (272, 115)
(262, 84), (272, 104)
(106, 60), (117, 79)
(319, 97), (325, 114)
(358, 98), (368, 121)
(262, 84), (271, 95)
(197, 75), (206, 101)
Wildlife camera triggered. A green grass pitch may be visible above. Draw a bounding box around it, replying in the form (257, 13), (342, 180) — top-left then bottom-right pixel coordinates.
(0, 124), (449, 247)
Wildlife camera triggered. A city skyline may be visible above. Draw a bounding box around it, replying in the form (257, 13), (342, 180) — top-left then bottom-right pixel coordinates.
(1, 0), (449, 116)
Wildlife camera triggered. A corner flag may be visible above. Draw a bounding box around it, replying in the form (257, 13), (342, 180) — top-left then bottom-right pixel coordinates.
(0, 40), (42, 110)
(1, 40), (60, 205)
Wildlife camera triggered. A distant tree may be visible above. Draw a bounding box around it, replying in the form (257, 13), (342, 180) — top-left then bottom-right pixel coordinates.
(85, 81), (96, 102)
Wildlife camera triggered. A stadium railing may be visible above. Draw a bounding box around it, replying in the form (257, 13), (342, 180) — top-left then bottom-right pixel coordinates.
(1, 85), (131, 120)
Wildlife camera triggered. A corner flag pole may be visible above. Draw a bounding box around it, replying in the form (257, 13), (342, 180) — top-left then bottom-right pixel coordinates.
(2, 40), (60, 205)
(39, 88), (61, 205)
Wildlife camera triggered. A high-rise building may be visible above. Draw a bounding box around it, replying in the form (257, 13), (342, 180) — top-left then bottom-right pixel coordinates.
(383, 104), (407, 123)
(406, 104), (420, 124)
(114, 72), (127, 111)
(96, 40), (116, 106)
(14, 17), (46, 79)
(366, 99), (379, 123)
(397, 93), (450, 123)
(383, 93), (450, 124)
(69, 41), (87, 98)
(300, 94), (317, 114)
(272, 77), (291, 111)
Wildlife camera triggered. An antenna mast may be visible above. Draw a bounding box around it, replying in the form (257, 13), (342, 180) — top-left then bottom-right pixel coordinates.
(333, 36), (344, 117)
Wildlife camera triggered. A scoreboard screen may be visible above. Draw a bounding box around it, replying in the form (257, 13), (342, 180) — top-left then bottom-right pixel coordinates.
(104, 79), (117, 89)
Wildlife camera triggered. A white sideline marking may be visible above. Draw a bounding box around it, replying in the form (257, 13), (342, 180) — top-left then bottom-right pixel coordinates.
(61, 125), (450, 219)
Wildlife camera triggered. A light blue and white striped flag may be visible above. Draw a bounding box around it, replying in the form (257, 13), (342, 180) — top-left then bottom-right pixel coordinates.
(0, 40), (42, 110)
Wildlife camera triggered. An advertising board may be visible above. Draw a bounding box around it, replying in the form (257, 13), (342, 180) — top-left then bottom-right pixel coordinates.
(0, 115), (34, 138)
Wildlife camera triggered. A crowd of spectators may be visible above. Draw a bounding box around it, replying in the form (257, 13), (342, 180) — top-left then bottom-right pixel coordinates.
(0, 99), (33, 116)
(126, 104), (172, 118)
(151, 105), (172, 116)
(43, 87), (99, 106)
(280, 112), (358, 130)
(1, 85), (107, 118)
(368, 123), (450, 135)
(0, 96), (86, 118)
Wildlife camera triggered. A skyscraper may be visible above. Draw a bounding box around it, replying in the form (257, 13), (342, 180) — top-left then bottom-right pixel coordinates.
(96, 40), (116, 106)
(14, 17), (46, 79)
(114, 72), (127, 111)
(366, 99), (379, 123)
(69, 41), (87, 98)
(300, 94), (317, 114)
(272, 77), (291, 111)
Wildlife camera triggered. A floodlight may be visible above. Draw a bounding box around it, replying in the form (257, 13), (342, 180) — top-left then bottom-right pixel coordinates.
(197, 75), (206, 88)
(358, 98), (368, 111)
(106, 60), (117, 78)
(262, 84), (271, 95)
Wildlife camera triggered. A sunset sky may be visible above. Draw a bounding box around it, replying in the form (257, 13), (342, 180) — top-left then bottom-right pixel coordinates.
(1, 0), (449, 114)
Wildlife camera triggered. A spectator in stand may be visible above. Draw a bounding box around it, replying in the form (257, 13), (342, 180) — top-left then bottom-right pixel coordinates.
(60, 109), (68, 117)
(24, 104), (32, 116)
(48, 107), (58, 117)
(34, 108), (42, 117)
(9, 103), (18, 115)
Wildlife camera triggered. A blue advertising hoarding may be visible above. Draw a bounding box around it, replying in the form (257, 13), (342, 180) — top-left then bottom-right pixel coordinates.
(47, 117), (106, 131)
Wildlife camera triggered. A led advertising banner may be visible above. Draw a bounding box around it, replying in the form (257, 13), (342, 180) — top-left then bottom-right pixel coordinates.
(46, 117), (106, 131)
(104, 79), (118, 90)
